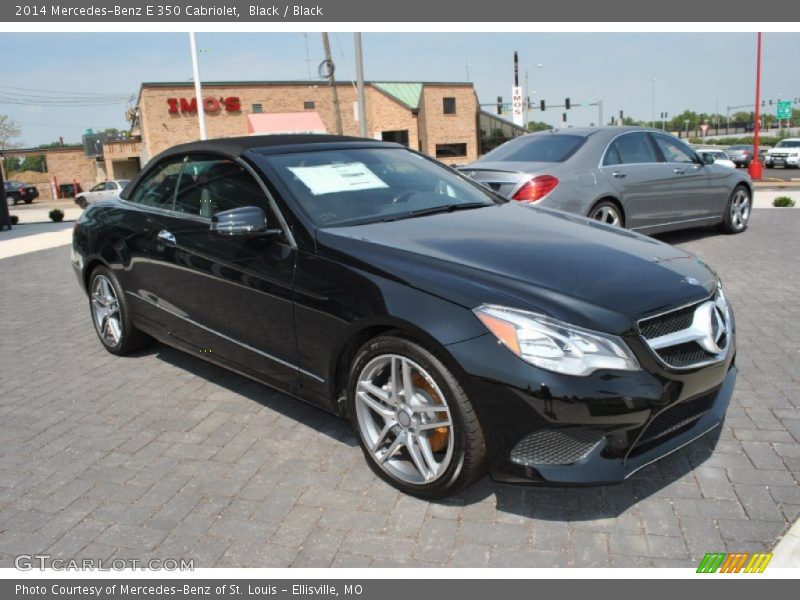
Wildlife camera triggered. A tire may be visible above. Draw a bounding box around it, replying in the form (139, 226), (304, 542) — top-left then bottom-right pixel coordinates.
(7, 196), (16, 206)
(24, 198), (33, 204)
(588, 200), (625, 228)
(347, 334), (486, 499)
(718, 185), (751, 234)
(88, 266), (152, 355)
(76, 197), (88, 209)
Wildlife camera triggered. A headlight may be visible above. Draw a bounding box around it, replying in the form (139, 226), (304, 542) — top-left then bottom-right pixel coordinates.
(473, 304), (639, 376)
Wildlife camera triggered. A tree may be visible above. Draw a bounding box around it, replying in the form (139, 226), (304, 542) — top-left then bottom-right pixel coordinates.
(0, 114), (22, 153)
(526, 121), (553, 132)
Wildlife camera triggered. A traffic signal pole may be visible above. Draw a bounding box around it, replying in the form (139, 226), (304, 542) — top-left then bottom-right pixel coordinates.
(749, 32), (763, 180)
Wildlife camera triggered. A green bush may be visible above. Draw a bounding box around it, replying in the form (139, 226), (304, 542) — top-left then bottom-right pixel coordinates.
(49, 209), (64, 222)
(10, 215), (19, 225)
(689, 136), (781, 147)
(773, 196), (796, 208)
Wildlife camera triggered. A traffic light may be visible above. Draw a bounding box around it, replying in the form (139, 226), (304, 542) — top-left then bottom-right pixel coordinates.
(562, 112), (567, 122)
(769, 99), (773, 105)
(619, 110), (624, 120)
(540, 100), (546, 112)
(497, 96), (503, 115)
(565, 97), (571, 110)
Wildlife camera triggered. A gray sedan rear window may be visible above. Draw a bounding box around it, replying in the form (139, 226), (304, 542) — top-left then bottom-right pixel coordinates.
(481, 135), (585, 163)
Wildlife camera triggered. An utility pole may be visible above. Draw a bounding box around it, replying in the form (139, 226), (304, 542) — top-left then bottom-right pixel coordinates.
(354, 33), (367, 138)
(322, 33), (343, 135)
(189, 32), (207, 140)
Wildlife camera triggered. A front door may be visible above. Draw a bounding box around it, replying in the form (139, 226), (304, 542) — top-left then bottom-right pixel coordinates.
(141, 154), (299, 390)
(650, 132), (716, 222)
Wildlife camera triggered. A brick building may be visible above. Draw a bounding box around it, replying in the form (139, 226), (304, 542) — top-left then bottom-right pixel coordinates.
(132, 80), (483, 165)
(5, 80), (522, 200)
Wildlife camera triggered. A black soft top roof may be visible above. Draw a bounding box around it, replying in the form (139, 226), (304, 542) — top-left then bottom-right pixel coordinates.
(157, 134), (382, 159)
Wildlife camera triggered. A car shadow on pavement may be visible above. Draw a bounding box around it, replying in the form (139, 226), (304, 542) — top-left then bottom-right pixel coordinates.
(141, 342), (358, 448)
(654, 226), (725, 245)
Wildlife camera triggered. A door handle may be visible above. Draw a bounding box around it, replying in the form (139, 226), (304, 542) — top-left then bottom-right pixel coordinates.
(673, 168), (685, 175)
(157, 230), (176, 246)
(611, 171), (626, 178)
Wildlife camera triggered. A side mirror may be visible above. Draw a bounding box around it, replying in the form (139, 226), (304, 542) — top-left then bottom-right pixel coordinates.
(210, 206), (269, 236)
(701, 152), (716, 166)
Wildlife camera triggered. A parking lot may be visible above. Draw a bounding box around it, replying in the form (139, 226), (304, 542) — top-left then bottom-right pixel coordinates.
(0, 209), (798, 568)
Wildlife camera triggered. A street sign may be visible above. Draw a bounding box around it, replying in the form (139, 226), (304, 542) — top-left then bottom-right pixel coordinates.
(776, 101), (792, 120)
(512, 86), (524, 127)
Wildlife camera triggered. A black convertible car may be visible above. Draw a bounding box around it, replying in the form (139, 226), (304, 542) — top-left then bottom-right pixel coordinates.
(72, 135), (737, 498)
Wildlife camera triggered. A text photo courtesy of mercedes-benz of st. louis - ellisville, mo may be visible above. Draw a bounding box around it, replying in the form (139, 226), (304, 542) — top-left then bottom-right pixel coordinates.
(1, 32), (799, 572)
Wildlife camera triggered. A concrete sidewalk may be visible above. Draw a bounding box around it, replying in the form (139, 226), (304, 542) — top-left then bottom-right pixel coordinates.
(0, 221), (74, 260)
(7, 206), (83, 224)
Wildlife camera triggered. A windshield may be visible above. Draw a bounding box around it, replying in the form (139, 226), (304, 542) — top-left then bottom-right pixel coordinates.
(261, 147), (497, 227)
(775, 140), (800, 148)
(480, 134), (585, 163)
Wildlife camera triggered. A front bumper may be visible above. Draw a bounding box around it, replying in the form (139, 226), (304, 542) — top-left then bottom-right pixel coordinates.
(446, 330), (736, 484)
(765, 155), (800, 167)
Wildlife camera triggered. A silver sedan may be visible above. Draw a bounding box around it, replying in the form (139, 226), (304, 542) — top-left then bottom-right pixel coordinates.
(460, 127), (752, 234)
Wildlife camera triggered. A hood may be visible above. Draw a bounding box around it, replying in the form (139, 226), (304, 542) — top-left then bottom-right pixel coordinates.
(315, 203), (717, 335)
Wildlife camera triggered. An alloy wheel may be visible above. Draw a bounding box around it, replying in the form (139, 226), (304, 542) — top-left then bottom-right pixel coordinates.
(591, 204), (622, 226)
(730, 188), (750, 230)
(355, 354), (454, 485)
(91, 274), (122, 347)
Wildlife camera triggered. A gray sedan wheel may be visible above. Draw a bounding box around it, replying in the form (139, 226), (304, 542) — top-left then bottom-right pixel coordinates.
(719, 185), (751, 234)
(589, 201), (624, 227)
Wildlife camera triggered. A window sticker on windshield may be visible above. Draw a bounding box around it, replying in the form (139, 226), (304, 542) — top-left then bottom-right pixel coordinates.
(288, 162), (389, 195)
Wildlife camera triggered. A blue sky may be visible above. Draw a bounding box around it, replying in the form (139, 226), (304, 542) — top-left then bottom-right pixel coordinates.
(1, 32), (799, 146)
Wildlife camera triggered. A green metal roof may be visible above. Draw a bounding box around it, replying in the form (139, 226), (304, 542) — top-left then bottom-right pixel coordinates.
(372, 83), (423, 110)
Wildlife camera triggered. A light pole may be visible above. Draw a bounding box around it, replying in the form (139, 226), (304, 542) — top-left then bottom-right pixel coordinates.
(524, 64), (543, 130)
(650, 77), (656, 128)
(684, 119), (690, 139)
(466, 62), (471, 82)
(749, 32), (763, 180)
(188, 32), (207, 141)
(715, 96), (719, 134)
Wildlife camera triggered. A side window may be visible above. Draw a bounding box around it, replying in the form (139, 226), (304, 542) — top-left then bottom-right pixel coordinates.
(107, 182), (118, 191)
(173, 156), (270, 219)
(614, 133), (658, 164)
(90, 182), (106, 192)
(603, 142), (622, 166)
(127, 156), (186, 209)
(653, 134), (697, 164)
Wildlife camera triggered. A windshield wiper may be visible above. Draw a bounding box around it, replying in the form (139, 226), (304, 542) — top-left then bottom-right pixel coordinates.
(407, 202), (490, 218)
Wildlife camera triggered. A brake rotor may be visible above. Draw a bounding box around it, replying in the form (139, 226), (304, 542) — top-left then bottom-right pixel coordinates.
(411, 372), (449, 452)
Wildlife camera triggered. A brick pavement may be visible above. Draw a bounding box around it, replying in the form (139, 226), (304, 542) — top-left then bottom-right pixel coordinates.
(0, 209), (798, 568)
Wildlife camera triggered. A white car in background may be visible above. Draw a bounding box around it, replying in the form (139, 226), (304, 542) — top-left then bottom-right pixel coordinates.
(75, 180), (130, 209)
(764, 138), (800, 168)
(697, 148), (736, 169)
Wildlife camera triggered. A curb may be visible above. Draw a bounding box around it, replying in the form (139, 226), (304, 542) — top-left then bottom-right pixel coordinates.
(771, 518), (800, 568)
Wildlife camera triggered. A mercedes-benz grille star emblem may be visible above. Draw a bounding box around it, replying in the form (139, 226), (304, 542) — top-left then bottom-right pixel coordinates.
(699, 303), (727, 354)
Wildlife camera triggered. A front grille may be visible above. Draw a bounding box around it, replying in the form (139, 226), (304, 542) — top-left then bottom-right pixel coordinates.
(639, 305), (696, 339)
(629, 391), (716, 456)
(637, 290), (731, 370)
(656, 342), (716, 368)
(510, 429), (605, 466)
